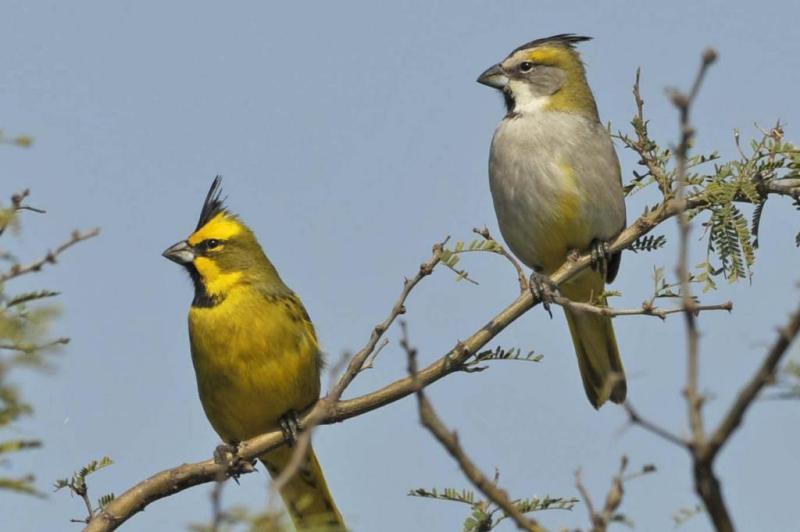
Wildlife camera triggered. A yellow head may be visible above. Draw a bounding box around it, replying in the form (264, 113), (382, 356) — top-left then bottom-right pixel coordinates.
(163, 177), (284, 306)
(477, 34), (599, 118)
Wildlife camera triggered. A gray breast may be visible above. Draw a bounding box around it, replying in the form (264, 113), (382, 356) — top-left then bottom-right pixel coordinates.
(488, 111), (625, 270)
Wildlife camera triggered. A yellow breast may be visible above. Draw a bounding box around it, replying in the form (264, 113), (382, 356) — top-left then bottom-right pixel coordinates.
(188, 287), (321, 443)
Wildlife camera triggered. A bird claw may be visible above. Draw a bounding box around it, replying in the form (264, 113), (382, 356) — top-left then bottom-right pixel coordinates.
(214, 442), (240, 466)
(590, 240), (612, 277)
(529, 271), (558, 319)
(214, 442), (254, 482)
(279, 410), (301, 447)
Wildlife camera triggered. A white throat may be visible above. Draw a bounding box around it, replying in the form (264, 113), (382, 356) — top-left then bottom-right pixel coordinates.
(507, 79), (550, 114)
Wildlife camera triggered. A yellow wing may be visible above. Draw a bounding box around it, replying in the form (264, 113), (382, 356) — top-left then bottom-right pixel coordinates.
(189, 287), (345, 530)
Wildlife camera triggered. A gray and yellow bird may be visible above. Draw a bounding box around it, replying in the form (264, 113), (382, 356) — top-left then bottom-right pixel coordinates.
(477, 34), (627, 408)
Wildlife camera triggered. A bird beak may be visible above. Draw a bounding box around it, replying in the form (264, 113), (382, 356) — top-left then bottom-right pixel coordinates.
(477, 63), (509, 89)
(162, 240), (195, 265)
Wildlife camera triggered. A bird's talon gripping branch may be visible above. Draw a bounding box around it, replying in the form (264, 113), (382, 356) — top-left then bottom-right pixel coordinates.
(590, 240), (612, 277)
(279, 410), (301, 447)
(529, 271), (558, 319)
(212, 442), (255, 482)
(213, 442), (239, 466)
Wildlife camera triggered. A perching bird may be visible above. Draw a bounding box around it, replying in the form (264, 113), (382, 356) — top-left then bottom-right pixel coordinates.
(163, 177), (345, 530)
(477, 34), (627, 408)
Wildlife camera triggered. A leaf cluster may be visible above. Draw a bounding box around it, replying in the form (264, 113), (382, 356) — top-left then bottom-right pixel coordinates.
(0, 188), (67, 497)
(617, 74), (799, 293)
(54, 457), (115, 523)
(439, 238), (505, 285)
(463, 346), (543, 373)
(409, 485), (576, 532)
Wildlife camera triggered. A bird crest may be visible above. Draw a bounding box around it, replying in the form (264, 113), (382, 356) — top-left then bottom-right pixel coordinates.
(196, 176), (228, 230)
(511, 33), (592, 54)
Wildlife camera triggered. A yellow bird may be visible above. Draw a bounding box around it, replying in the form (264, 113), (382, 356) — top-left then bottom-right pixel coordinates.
(477, 35), (627, 408)
(163, 177), (345, 530)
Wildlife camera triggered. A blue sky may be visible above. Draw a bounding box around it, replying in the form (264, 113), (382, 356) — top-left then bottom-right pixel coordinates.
(2, 1), (799, 531)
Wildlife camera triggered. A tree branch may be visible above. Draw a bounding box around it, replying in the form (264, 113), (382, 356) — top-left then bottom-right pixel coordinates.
(0, 189), (45, 236)
(671, 48), (717, 448)
(704, 302), (800, 461)
(404, 323), (543, 532)
(551, 296), (732, 321)
(0, 228), (101, 283)
(82, 182), (774, 531)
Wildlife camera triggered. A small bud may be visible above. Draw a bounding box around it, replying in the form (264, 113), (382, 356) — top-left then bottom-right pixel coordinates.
(670, 90), (690, 109)
(702, 48), (718, 65)
(14, 136), (33, 148)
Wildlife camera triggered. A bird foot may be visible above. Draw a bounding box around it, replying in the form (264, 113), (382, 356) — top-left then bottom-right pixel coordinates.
(214, 442), (240, 466)
(279, 410), (301, 448)
(213, 442), (255, 482)
(590, 240), (612, 277)
(529, 271), (558, 319)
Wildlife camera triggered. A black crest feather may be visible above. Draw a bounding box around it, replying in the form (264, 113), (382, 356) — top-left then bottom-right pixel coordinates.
(512, 34), (592, 55)
(196, 176), (227, 230)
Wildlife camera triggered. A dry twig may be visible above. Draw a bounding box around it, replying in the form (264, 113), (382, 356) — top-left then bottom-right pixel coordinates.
(0, 228), (101, 283)
(403, 322), (543, 532)
(551, 296), (732, 321)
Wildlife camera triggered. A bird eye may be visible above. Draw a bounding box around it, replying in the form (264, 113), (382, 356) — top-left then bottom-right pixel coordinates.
(519, 62), (534, 73)
(204, 239), (221, 250)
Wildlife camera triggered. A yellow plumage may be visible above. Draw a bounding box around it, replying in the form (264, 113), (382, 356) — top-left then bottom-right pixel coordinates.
(164, 178), (345, 530)
(560, 270), (626, 407)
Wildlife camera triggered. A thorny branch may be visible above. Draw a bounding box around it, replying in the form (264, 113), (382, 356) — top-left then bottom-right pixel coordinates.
(403, 322), (543, 532)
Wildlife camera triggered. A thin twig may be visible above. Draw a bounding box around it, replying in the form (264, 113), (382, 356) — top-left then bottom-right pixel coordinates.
(0, 337), (70, 353)
(360, 338), (389, 371)
(671, 49), (717, 447)
(265, 243), (448, 501)
(209, 477), (225, 532)
(473, 226), (529, 293)
(624, 403), (688, 449)
(704, 302), (800, 461)
(0, 228), (101, 283)
(576, 457), (655, 532)
(551, 296), (732, 321)
(331, 237), (449, 395)
(403, 322), (542, 532)
(0, 189), (46, 236)
(269, 353), (348, 498)
(575, 469), (597, 528)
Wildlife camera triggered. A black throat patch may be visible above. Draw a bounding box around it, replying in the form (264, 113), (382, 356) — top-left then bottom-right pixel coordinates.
(187, 263), (224, 308)
(502, 88), (518, 117)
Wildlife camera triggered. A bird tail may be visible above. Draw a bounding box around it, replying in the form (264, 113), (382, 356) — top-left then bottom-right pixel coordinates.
(260, 445), (346, 531)
(560, 269), (627, 408)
